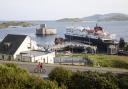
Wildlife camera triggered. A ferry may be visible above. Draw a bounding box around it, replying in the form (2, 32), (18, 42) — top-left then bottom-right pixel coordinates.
(65, 25), (118, 53)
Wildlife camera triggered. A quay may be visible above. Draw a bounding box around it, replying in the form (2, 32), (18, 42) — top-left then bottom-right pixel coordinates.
(42, 41), (96, 51)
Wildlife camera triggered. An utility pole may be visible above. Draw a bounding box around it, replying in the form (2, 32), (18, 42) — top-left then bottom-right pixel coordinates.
(70, 32), (73, 65)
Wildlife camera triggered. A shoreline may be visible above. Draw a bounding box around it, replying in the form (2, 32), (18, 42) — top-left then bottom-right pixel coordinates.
(0, 21), (33, 29)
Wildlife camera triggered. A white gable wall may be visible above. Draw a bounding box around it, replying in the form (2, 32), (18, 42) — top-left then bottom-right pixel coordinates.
(14, 36), (38, 60)
(31, 40), (38, 50)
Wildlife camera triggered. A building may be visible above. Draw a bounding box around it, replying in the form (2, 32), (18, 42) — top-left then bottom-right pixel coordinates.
(36, 24), (57, 35)
(107, 44), (118, 54)
(0, 34), (55, 63)
(0, 34), (38, 61)
(17, 50), (55, 64)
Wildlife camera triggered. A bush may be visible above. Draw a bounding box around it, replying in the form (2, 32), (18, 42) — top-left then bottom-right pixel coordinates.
(49, 67), (73, 86)
(70, 71), (119, 89)
(49, 67), (128, 89)
(118, 74), (128, 89)
(0, 64), (61, 89)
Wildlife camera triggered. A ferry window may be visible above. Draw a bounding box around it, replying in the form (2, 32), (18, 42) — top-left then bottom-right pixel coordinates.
(28, 47), (31, 49)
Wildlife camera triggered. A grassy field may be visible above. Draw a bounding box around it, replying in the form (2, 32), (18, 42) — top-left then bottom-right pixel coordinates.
(56, 53), (128, 69)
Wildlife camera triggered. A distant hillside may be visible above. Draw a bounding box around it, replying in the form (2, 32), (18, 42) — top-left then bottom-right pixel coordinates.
(82, 14), (102, 21)
(82, 13), (128, 21)
(57, 13), (128, 22)
(56, 18), (82, 22)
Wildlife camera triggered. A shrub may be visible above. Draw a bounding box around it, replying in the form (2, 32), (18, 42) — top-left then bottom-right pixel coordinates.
(0, 64), (61, 89)
(49, 67), (128, 89)
(118, 74), (128, 89)
(70, 71), (119, 89)
(49, 67), (73, 86)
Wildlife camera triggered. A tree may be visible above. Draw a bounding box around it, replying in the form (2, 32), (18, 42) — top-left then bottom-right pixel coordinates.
(124, 44), (128, 51)
(119, 38), (125, 50)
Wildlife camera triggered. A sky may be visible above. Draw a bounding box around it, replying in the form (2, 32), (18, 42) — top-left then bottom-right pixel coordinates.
(0, 0), (128, 20)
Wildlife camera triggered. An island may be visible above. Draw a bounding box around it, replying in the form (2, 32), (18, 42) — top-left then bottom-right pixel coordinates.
(57, 13), (128, 22)
(56, 18), (82, 22)
(0, 21), (33, 29)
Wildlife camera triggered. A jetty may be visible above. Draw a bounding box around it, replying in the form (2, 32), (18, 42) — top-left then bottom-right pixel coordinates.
(42, 41), (96, 52)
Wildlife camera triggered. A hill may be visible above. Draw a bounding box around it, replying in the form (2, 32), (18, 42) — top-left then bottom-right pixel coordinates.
(57, 13), (128, 22)
(82, 13), (128, 21)
(56, 18), (82, 22)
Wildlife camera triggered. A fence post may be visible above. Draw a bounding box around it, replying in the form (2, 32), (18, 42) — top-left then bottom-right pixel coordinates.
(60, 57), (61, 64)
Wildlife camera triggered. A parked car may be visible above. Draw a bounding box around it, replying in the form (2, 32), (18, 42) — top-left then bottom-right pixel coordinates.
(118, 50), (128, 56)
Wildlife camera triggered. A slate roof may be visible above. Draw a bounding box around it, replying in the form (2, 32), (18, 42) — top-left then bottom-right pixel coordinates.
(0, 34), (27, 55)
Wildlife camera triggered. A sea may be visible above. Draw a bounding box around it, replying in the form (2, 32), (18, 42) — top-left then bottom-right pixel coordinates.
(0, 21), (128, 46)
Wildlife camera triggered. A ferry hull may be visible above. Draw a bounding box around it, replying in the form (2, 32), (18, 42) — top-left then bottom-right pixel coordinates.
(65, 34), (113, 53)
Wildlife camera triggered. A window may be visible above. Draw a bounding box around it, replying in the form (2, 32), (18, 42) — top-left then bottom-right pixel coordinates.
(8, 56), (11, 61)
(43, 58), (45, 63)
(3, 42), (11, 51)
(2, 55), (4, 60)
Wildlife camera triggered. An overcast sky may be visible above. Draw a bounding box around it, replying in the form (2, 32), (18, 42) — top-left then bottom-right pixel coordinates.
(0, 0), (128, 20)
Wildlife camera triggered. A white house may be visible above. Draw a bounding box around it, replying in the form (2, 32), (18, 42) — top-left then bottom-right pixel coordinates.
(16, 50), (55, 64)
(0, 34), (55, 63)
(0, 34), (38, 60)
(0, 34), (39, 61)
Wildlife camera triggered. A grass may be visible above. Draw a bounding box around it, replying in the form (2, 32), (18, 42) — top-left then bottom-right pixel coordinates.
(56, 53), (128, 69)
(88, 54), (128, 68)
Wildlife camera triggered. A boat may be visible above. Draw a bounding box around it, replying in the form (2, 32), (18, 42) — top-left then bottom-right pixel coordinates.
(65, 25), (118, 53)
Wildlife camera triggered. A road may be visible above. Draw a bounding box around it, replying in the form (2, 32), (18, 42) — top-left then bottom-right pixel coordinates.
(0, 60), (128, 78)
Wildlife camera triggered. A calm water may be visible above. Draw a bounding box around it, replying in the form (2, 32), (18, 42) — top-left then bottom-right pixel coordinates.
(0, 21), (128, 45)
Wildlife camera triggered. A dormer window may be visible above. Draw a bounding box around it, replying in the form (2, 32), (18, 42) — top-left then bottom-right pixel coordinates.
(4, 42), (11, 46)
(3, 42), (11, 51)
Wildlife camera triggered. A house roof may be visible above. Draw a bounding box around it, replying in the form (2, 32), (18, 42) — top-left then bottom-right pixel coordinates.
(0, 34), (27, 55)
